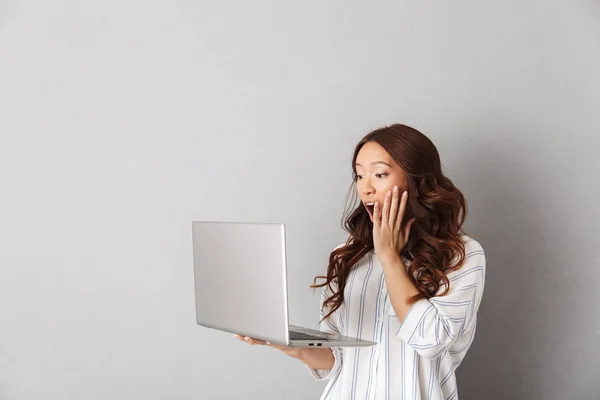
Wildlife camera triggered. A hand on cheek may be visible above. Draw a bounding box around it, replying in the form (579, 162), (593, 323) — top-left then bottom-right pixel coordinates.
(372, 186), (415, 259)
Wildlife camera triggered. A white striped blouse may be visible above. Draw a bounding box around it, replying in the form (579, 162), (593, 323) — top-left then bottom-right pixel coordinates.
(307, 236), (486, 400)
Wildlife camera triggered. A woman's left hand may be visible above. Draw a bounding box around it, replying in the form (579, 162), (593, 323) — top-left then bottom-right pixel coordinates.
(373, 186), (415, 260)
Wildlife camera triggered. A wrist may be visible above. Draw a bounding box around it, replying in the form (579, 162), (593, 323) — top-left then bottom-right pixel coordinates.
(377, 250), (401, 265)
(290, 347), (307, 360)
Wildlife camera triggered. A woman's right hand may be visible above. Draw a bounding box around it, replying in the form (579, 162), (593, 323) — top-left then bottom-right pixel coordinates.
(235, 334), (335, 370)
(234, 334), (303, 359)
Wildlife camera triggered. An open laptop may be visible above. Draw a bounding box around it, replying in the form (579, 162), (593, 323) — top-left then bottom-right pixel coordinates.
(192, 221), (376, 348)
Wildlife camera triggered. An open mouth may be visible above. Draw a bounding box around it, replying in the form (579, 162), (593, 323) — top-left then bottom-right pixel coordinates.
(364, 202), (375, 220)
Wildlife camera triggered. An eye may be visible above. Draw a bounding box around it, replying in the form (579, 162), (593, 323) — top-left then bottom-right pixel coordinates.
(355, 174), (363, 180)
(375, 173), (387, 178)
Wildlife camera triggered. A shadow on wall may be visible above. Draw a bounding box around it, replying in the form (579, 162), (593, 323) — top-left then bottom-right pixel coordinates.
(449, 130), (587, 400)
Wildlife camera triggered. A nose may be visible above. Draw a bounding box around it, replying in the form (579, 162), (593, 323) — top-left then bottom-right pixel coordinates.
(361, 179), (374, 196)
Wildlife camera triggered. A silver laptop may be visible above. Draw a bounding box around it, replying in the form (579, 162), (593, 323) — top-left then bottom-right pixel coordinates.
(192, 221), (376, 348)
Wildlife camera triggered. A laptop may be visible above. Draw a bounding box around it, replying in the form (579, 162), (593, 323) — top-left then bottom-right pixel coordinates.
(192, 221), (376, 348)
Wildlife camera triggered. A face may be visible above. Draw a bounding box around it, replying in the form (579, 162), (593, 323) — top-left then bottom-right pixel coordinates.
(355, 141), (408, 222)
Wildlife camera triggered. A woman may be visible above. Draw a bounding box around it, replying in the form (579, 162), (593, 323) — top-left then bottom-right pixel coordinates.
(236, 123), (486, 400)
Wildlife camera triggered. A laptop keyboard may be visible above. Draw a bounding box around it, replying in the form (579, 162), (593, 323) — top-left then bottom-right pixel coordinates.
(289, 331), (332, 341)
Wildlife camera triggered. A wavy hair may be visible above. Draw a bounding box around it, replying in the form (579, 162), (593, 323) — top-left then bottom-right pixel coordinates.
(311, 124), (468, 321)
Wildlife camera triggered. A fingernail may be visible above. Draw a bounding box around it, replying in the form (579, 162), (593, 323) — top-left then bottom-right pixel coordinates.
(266, 341), (271, 344)
(394, 186), (398, 192)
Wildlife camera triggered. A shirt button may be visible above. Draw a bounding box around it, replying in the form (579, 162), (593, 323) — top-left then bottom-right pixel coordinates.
(381, 288), (387, 293)
(378, 317), (384, 322)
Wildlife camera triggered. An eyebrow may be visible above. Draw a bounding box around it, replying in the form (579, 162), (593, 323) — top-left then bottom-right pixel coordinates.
(355, 161), (392, 167)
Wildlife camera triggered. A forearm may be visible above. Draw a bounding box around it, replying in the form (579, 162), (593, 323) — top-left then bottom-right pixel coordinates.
(379, 252), (420, 322)
(295, 347), (335, 370)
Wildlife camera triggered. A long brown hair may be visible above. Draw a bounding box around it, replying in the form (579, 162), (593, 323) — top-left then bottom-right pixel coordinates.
(312, 124), (468, 321)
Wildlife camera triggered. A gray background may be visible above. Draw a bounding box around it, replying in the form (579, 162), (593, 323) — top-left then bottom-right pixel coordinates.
(1, 0), (599, 399)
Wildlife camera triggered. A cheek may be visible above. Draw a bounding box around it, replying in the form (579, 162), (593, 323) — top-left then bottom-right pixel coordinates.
(379, 182), (402, 193)
(382, 184), (408, 197)
(380, 184), (394, 194)
(393, 179), (408, 193)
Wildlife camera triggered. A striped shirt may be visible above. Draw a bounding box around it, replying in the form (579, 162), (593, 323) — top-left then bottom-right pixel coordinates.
(308, 236), (485, 400)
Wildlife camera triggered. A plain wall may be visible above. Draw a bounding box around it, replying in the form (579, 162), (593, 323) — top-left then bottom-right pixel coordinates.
(1, 0), (599, 399)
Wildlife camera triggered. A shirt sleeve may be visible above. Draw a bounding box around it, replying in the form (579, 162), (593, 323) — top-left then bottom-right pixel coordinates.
(391, 239), (486, 359)
(307, 283), (344, 381)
